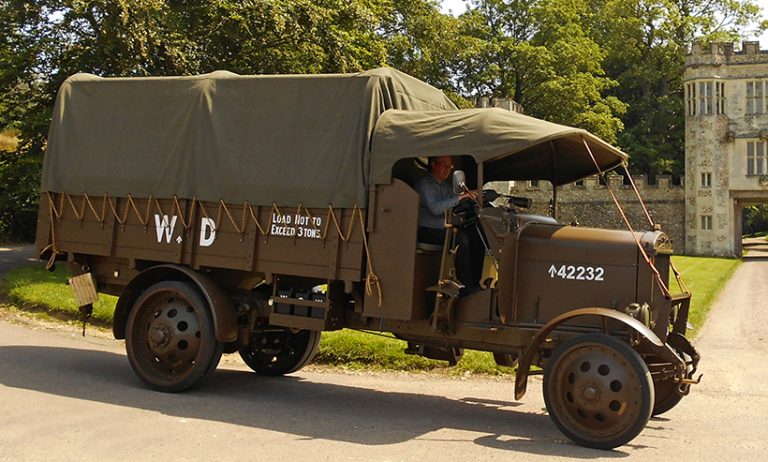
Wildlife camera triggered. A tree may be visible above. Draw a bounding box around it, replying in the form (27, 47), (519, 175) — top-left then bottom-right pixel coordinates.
(453, 0), (626, 143)
(743, 205), (768, 235)
(173, 0), (387, 74)
(379, 0), (459, 87)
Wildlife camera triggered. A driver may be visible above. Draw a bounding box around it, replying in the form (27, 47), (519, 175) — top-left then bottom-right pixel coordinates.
(414, 156), (484, 296)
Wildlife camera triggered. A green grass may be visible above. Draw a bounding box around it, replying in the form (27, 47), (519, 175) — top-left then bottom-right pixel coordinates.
(2, 266), (117, 326)
(316, 329), (514, 375)
(668, 255), (740, 335)
(1, 254), (740, 373)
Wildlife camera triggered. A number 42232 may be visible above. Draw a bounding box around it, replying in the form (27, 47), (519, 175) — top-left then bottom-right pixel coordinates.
(548, 264), (605, 281)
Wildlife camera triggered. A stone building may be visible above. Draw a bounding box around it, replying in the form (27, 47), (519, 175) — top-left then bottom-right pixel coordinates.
(684, 41), (768, 256)
(474, 96), (525, 113)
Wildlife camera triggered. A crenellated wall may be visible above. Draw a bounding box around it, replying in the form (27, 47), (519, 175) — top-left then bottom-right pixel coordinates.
(506, 176), (686, 253)
(686, 40), (768, 67)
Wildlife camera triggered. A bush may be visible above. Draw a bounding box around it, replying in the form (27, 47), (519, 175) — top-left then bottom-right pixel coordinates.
(0, 156), (40, 242)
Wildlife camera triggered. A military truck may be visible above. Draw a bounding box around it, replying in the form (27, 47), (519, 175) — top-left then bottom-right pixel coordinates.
(36, 68), (699, 449)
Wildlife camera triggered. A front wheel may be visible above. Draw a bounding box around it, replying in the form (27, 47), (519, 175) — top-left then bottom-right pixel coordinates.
(239, 327), (320, 376)
(543, 334), (654, 450)
(126, 281), (223, 392)
(648, 350), (691, 416)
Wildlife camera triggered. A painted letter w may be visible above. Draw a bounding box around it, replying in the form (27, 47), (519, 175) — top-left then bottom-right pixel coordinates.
(154, 214), (178, 243)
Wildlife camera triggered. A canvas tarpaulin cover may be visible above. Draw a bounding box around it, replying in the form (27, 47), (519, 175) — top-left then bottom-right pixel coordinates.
(42, 68), (457, 208)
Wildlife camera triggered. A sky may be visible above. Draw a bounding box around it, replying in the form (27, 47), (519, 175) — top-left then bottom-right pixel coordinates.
(439, 0), (768, 49)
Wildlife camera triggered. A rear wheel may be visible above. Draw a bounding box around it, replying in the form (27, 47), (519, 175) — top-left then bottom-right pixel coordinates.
(126, 281), (223, 392)
(543, 334), (654, 449)
(239, 327), (320, 376)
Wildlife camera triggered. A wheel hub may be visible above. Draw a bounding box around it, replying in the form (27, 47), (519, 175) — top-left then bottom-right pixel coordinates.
(581, 384), (600, 402)
(136, 292), (203, 374)
(149, 323), (171, 350)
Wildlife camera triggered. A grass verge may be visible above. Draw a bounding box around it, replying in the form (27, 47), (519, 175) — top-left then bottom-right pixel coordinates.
(1, 255), (740, 373)
(668, 255), (741, 335)
(2, 266), (117, 327)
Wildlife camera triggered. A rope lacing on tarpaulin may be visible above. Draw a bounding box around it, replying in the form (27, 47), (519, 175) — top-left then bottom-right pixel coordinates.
(42, 192), (383, 306)
(581, 137), (688, 299)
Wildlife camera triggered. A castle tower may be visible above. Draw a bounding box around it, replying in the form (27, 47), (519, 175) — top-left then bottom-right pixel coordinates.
(684, 41), (768, 256)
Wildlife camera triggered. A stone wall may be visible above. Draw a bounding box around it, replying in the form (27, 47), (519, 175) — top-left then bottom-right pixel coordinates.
(506, 176), (687, 253)
(474, 96), (525, 113)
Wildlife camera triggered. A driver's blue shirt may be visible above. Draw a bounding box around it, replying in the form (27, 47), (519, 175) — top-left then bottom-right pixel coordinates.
(414, 174), (460, 230)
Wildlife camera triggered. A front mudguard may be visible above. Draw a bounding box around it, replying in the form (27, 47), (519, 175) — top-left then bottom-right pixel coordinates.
(514, 307), (686, 400)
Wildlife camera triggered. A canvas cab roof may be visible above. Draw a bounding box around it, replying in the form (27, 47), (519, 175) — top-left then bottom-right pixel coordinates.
(370, 109), (627, 186)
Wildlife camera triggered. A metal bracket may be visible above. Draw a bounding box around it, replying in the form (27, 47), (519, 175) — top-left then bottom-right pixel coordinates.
(426, 279), (461, 333)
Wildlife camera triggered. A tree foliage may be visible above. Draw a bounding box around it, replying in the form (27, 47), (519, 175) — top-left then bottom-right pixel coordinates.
(452, 0), (626, 142)
(743, 205), (768, 235)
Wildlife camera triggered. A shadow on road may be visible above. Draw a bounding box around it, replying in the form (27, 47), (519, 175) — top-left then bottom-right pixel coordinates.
(0, 344), (630, 458)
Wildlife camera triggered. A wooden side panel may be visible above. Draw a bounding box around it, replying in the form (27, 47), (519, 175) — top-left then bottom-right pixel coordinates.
(40, 194), (365, 284)
(250, 206), (364, 281)
(41, 194), (116, 257)
(363, 180), (420, 320)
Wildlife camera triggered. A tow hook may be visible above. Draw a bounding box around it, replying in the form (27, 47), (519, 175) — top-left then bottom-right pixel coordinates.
(681, 373), (703, 393)
(682, 374), (703, 385)
(676, 373), (703, 396)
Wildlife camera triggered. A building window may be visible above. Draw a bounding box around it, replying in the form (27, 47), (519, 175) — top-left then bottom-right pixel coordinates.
(686, 82), (696, 116)
(700, 172), (712, 187)
(747, 140), (767, 176)
(528, 180), (540, 188)
(700, 215), (712, 230)
(686, 80), (725, 115)
(746, 81), (767, 114)
(715, 81), (726, 114)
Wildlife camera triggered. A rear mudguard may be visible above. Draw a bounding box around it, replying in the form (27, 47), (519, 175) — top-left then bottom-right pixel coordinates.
(113, 264), (238, 343)
(514, 307), (667, 400)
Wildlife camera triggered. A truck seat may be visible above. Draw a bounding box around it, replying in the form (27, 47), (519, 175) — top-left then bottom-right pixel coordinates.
(416, 242), (443, 253)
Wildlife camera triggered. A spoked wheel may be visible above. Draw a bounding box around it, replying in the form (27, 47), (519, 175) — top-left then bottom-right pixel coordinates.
(239, 327), (320, 376)
(543, 334), (654, 450)
(126, 281), (223, 392)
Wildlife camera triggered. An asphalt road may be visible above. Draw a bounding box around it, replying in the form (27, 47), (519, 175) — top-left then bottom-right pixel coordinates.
(1, 246), (767, 461)
(0, 244), (36, 278)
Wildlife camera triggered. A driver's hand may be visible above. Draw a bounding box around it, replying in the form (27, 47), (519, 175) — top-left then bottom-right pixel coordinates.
(459, 190), (479, 201)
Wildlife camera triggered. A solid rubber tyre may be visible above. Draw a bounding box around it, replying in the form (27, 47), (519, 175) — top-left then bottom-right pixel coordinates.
(543, 333), (654, 449)
(125, 281), (223, 392)
(238, 328), (320, 376)
(648, 350), (691, 416)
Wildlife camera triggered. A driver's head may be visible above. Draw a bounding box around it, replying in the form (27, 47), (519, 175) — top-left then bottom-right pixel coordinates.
(429, 156), (453, 182)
